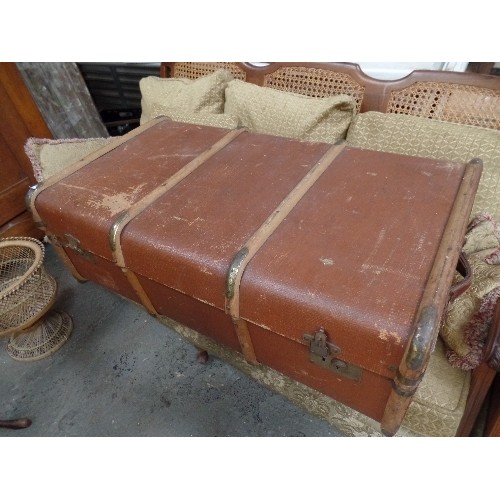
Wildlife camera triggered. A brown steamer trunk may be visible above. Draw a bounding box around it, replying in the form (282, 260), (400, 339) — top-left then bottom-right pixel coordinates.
(28, 118), (481, 435)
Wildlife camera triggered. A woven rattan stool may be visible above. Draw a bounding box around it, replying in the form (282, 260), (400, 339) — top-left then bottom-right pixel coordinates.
(0, 238), (56, 335)
(7, 310), (73, 362)
(0, 237), (73, 430)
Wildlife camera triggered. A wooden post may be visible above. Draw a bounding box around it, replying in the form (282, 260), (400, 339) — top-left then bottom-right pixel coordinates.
(17, 62), (109, 139)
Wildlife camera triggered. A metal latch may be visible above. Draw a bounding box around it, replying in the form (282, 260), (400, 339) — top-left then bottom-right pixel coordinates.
(49, 233), (95, 262)
(303, 328), (362, 382)
(64, 234), (95, 262)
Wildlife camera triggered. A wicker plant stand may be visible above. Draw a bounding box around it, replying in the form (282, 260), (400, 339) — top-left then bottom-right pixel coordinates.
(0, 237), (73, 429)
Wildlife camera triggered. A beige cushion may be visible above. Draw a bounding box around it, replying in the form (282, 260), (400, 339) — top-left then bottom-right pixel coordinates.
(140, 69), (234, 125)
(24, 137), (116, 182)
(25, 112), (239, 183)
(403, 338), (470, 436)
(224, 79), (356, 144)
(346, 111), (500, 221)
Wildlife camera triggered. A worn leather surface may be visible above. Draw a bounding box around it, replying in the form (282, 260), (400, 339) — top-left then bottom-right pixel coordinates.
(240, 147), (466, 377)
(122, 130), (331, 310)
(35, 120), (231, 262)
(35, 119), (473, 421)
(346, 111), (500, 222)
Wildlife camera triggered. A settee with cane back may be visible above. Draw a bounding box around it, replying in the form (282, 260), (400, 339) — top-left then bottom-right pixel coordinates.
(26, 62), (500, 436)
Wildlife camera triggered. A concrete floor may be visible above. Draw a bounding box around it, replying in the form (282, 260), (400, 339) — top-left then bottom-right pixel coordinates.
(0, 244), (343, 437)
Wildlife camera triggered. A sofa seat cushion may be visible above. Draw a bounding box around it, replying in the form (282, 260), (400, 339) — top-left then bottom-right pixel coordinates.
(163, 315), (469, 437)
(403, 337), (470, 436)
(346, 111), (500, 222)
(139, 69), (233, 125)
(224, 79), (356, 144)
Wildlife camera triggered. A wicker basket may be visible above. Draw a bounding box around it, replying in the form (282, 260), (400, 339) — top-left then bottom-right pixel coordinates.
(0, 238), (57, 336)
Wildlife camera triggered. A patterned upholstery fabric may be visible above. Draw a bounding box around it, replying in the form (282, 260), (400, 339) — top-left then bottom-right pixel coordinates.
(140, 69), (233, 125)
(402, 338), (470, 436)
(161, 316), (469, 437)
(224, 79), (356, 144)
(441, 215), (500, 368)
(346, 111), (500, 221)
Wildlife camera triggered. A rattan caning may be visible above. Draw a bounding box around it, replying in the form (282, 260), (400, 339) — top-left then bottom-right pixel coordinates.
(7, 310), (72, 362)
(173, 62), (246, 81)
(0, 238), (57, 336)
(387, 82), (500, 130)
(263, 66), (365, 113)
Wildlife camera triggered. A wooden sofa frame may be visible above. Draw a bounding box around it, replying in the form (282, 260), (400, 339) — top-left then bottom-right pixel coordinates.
(160, 62), (500, 436)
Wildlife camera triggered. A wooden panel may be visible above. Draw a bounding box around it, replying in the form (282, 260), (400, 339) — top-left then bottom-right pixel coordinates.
(0, 179), (30, 226)
(0, 81), (38, 181)
(0, 62), (52, 238)
(0, 63), (52, 138)
(0, 133), (25, 189)
(0, 212), (44, 240)
(456, 362), (496, 436)
(485, 374), (500, 436)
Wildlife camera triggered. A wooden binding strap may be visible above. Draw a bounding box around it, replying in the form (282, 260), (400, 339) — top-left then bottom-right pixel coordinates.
(26, 117), (170, 283)
(381, 158), (483, 436)
(29, 117), (167, 206)
(107, 127), (246, 315)
(225, 142), (346, 364)
(110, 127), (245, 268)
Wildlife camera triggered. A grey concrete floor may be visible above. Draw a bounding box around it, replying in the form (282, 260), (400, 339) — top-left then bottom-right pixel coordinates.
(0, 244), (343, 437)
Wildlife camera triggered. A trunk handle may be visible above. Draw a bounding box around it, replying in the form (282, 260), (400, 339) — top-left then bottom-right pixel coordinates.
(449, 251), (472, 303)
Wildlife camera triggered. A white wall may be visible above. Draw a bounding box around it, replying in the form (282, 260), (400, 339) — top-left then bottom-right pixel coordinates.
(356, 62), (469, 80)
(250, 62), (470, 81)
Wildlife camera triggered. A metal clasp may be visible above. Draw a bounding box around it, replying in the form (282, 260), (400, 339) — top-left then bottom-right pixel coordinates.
(49, 233), (95, 263)
(303, 327), (340, 358)
(64, 234), (95, 262)
(303, 328), (362, 382)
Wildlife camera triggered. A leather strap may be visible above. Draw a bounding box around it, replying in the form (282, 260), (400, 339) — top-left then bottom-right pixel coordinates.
(448, 251), (472, 302)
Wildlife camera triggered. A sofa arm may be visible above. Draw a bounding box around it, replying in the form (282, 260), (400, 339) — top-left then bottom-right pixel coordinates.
(484, 298), (500, 371)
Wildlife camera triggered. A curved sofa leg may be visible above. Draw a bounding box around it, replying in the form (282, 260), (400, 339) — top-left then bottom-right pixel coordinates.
(196, 349), (209, 364)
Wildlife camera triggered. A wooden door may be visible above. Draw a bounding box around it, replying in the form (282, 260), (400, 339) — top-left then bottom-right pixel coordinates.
(0, 63), (52, 238)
